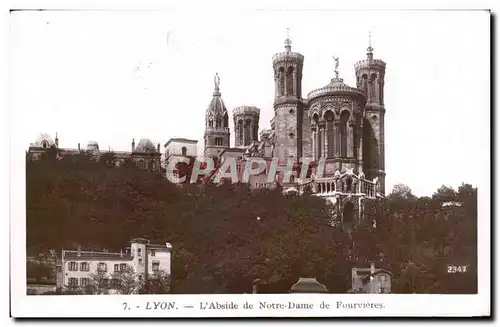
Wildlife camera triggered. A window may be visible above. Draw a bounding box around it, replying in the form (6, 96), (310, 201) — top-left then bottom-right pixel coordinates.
(120, 263), (128, 272)
(100, 278), (109, 288)
(152, 261), (160, 272)
(139, 258), (143, 265)
(68, 262), (78, 271)
(80, 278), (89, 287)
(114, 264), (120, 272)
(181, 147), (187, 156)
(150, 250), (156, 257)
(68, 278), (78, 287)
(137, 248), (142, 257)
(110, 279), (119, 289)
(98, 262), (107, 272)
(80, 262), (89, 271)
(152, 162), (156, 170)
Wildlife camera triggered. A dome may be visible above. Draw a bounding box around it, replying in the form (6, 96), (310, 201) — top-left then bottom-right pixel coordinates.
(206, 96), (227, 118)
(32, 133), (55, 148)
(289, 277), (329, 293)
(206, 73), (228, 118)
(307, 77), (365, 102)
(87, 141), (99, 151)
(134, 138), (157, 152)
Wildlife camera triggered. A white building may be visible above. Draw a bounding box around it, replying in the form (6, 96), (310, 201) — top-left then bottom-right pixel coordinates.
(164, 138), (198, 183)
(58, 238), (172, 293)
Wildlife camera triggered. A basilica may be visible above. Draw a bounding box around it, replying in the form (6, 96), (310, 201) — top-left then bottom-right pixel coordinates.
(28, 34), (387, 225)
(188, 34), (387, 224)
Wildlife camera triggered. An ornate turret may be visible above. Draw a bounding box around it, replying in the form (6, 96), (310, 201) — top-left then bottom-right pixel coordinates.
(354, 32), (387, 194)
(272, 28), (304, 101)
(233, 106), (260, 148)
(272, 29), (307, 160)
(204, 73), (230, 158)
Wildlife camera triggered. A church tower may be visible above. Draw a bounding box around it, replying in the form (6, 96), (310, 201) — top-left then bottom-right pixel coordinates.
(272, 30), (306, 161)
(355, 34), (387, 194)
(233, 106), (260, 148)
(204, 73), (230, 158)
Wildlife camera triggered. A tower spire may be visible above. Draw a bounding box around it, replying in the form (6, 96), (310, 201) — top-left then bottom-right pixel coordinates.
(367, 31), (374, 60)
(284, 27), (292, 52)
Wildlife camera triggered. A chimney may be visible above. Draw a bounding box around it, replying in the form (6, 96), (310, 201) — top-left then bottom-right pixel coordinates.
(120, 249), (123, 257)
(157, 143), (160, 153)
(370, 262), (375, 275)
(77, 245), (82, 257)
(132, 138), (135, 152)
(55, 132), (59, 148)
(78, 143), (80, 151)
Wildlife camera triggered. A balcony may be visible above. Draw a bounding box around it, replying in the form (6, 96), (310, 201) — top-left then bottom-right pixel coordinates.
(297, 176), (379, 199)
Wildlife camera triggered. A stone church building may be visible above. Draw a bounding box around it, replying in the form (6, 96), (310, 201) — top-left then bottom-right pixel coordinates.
(171, 34), (387, 225)
(28, 34), (387, 225)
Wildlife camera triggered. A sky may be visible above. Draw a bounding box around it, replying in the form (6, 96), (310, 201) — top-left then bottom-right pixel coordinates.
(9, 9), (490, 196)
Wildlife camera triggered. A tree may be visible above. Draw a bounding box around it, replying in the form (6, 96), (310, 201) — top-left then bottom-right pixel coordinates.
(139, 271), (171, 294)
(111, 266), (139, 294)
(26, 157), (477, 294)
(389, 183), (414, 199)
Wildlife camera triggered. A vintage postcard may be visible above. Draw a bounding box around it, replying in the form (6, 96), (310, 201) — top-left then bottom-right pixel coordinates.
(9, 4), (491, 318)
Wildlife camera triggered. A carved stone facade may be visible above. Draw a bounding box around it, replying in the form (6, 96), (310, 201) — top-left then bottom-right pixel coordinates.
(199, 35), (387, 224)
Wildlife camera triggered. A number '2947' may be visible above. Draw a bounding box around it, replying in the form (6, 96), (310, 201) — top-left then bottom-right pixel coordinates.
(447, 265), (468, 273)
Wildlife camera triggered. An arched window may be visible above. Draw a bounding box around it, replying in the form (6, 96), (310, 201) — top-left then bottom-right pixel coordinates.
(42, 140), (48, 148)
(313, 114), (321, 158)
(346, 176), (353, 192)
(238, 120), (244, 145)
(216, 119), (221, 129)
(340, 111), (350, 157)
(223, 113), (229, 128)
(181, 147), (187, 156)
(343, 202), (355, 224)
(279, 67), (285, 96)
(370, 73), (377, 101)
(209, 119), (213, 128)
(253, 124), (258, 141)
(245, 120), (251, 146)
(362, 74), (368, 95)
(324, 111), (335, 158)
(287, 66), (294, 96)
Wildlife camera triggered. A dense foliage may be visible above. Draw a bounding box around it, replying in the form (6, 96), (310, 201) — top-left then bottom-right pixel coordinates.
(26, 153), (478, 293)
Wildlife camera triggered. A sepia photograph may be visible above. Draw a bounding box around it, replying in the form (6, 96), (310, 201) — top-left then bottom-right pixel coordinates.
(9, 4), (490, 318)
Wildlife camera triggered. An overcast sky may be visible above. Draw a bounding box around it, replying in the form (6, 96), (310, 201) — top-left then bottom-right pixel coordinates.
(9, 10), (490, 196)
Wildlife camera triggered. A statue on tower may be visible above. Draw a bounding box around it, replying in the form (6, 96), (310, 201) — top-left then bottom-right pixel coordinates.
(332, 56), (340, 79)
(214, 73), (220, 90)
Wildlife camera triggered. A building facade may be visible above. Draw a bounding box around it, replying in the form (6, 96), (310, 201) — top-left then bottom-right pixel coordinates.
(57, 238), (172, 294)
(27, 134), (163, 173)
(197, 34), (387, 224)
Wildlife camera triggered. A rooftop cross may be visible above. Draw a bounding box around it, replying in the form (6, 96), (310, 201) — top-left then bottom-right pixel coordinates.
(367, 31), (374, 54)
(284, 27), (292, 51)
